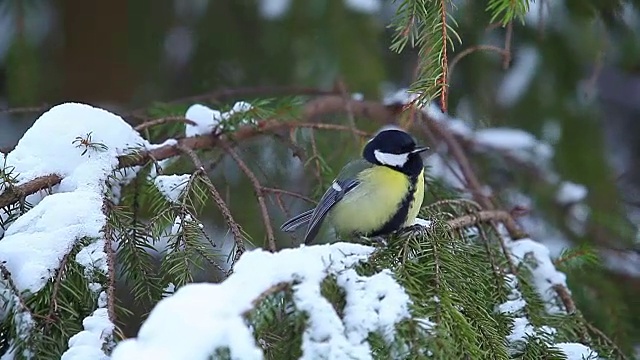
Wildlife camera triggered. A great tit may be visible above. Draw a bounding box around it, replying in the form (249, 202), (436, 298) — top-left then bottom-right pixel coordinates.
(281, 128), (429, 244)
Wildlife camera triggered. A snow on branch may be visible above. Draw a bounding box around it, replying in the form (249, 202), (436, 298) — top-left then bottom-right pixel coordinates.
(0, 103), (146, 356)
(111, 242), (409, 360)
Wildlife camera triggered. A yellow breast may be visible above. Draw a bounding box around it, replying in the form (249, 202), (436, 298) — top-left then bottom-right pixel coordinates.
(329, 166), (425, 236)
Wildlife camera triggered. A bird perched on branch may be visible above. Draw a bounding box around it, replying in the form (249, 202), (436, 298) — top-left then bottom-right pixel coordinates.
(281, 127), (429, 244)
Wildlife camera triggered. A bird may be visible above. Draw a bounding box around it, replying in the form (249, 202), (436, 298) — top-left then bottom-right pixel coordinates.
(280, 127), (429, 245)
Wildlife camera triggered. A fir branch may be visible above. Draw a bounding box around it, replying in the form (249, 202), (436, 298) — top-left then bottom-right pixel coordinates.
(176, 144), (246, 270)
(390, 0), (460, 109)
(486, 0), (530, 26)
(101, 202), (117, 324)
(586, 322), (629, 360)
(109, 202), (162, 304)
(553, 244), (599, 271)
(0, 96), (380, 210)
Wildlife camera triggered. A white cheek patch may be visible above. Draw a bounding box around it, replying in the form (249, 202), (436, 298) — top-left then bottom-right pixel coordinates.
(374, 150), (409, 167)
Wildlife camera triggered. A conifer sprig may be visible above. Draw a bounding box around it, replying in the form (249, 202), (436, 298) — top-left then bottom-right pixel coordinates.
(390, 0), (461, 110)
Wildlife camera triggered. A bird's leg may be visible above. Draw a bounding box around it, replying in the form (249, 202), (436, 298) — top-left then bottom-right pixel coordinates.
(354, 234), (387, 247)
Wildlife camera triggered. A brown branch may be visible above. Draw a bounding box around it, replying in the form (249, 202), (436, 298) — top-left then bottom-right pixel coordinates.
(586, 322), (629, 360)
(134, 116), (196, 131)
(0, 174), (62, 209)
(219, 141), (277, 252)
(0, 117), (372, 214)
(502, 22), (513, 69)
(176, 144), (246, 270)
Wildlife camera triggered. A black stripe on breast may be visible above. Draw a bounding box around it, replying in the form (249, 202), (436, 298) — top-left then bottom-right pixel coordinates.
(368, 175), (418, 237)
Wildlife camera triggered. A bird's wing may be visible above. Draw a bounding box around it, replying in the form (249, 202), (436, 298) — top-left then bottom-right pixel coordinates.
(280, 209), (314, 232)
(303, 177), (361, 244)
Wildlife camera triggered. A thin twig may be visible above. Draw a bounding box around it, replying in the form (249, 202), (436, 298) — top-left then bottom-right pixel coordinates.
(586, 322), (629, 360)
(134, 116), (196, 131)
(448, 45), (507, 81)
(0, 263), (35, 319)
(219, 141), (277, 252)
(308, 129), (322, 184)
(262, 187), (317, 205)
(502, 22), (513, 69)
(335, 79), (360, 144)
(176, 144), (246, 270)
(46, 250), (74, 327)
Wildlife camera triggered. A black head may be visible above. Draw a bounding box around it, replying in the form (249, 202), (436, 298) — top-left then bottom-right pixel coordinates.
(362, 128), (429, 177)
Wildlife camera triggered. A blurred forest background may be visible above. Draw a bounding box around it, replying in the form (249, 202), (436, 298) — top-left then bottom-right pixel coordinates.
(2, 0), (640, 356)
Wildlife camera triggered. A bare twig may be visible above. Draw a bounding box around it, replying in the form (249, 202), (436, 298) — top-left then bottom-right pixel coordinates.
(219, 141), (277, 252)
(502, 22), (513, 69)
(176, 144), (246, 270)
(0, 263), (36, 319)
(262, 187), (316, 205)
(335, 79), (360, 144)
(586, 322), (629, 360)
(448, 45), (507, 81)
(134, 116), (196, 131)
(46, 250), (74, 326)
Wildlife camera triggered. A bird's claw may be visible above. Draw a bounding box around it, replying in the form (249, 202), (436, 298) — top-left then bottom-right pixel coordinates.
(397, 224), (429, 238)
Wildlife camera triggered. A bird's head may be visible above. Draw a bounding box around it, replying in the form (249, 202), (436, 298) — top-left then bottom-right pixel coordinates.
(362, 128), (429, 177)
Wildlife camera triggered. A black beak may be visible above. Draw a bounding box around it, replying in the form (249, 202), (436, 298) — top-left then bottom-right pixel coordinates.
(411, 146), (430, 154)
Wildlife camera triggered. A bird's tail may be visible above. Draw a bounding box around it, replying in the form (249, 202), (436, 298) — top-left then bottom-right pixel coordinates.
(280, 210), (314, 232)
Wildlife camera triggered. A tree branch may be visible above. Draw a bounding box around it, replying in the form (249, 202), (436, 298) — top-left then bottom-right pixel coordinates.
(219, 141), (277, 252)
(0, 174), (61, 209)
(176, 144), (246, 271)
